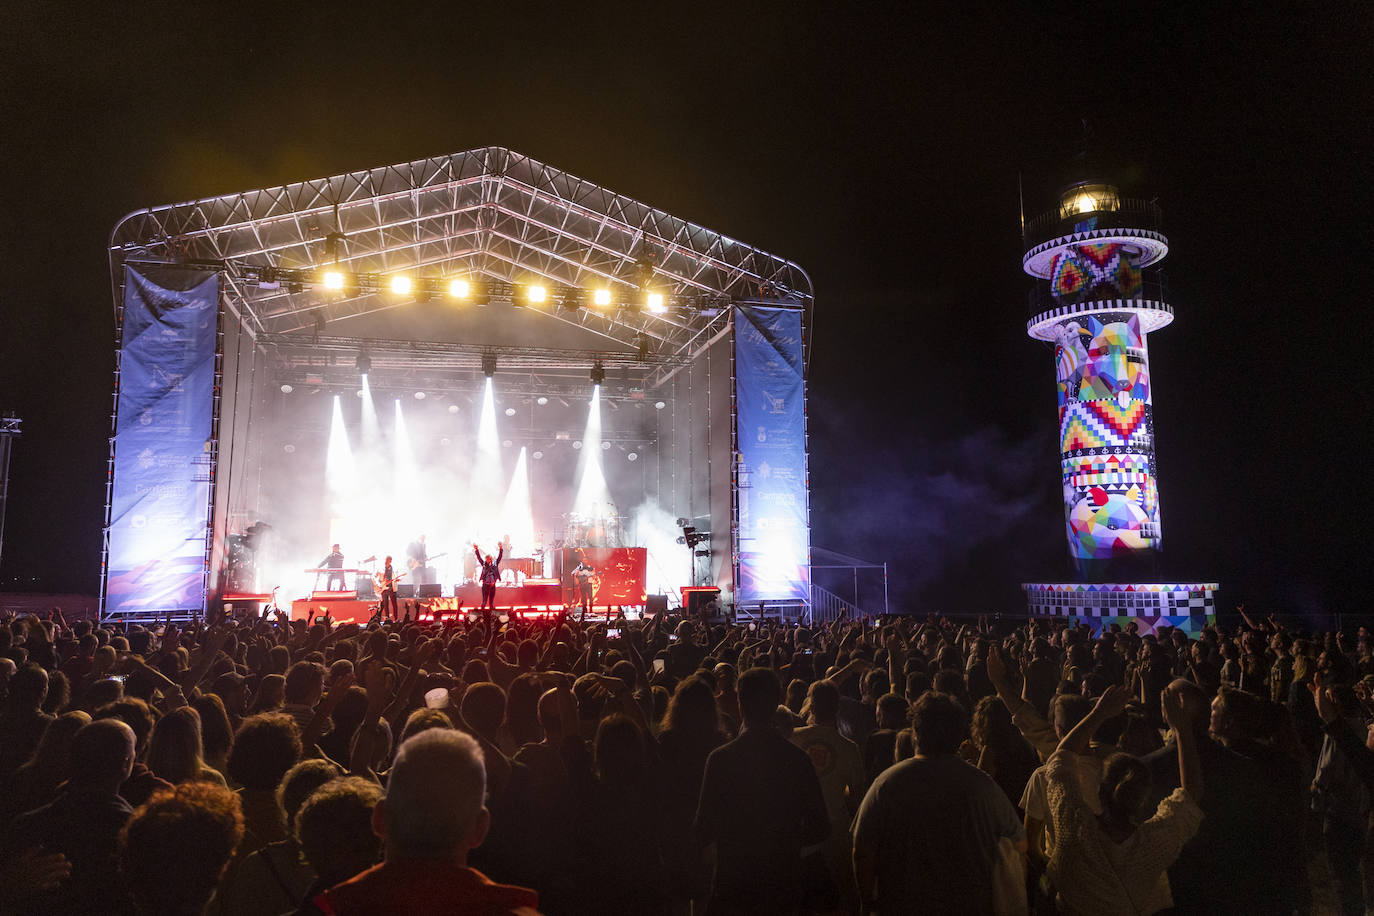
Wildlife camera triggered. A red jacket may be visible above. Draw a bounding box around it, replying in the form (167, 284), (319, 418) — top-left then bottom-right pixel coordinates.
(313, 860), (540, 915)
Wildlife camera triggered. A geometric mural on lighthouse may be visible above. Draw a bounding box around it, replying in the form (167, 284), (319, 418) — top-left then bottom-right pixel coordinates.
(1053, 308), (1162, 563)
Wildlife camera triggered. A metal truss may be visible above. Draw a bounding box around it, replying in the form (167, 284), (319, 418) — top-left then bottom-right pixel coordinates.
(264, 333), (669, 397)
(109, 148), (813, 358)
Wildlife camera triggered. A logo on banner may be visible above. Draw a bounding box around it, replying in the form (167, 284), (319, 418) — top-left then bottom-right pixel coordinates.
(152, 366), (185, 392)
(757, 427), (767, 443)
(758, 461), (771, 478)
(138, 448), (155, 469)
(762, 391), (786, 413)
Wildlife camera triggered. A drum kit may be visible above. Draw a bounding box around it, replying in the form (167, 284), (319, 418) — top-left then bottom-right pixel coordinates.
(560, 509), (625, 548)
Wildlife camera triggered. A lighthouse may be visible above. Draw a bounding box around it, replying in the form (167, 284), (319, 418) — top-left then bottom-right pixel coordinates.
(1020, 180), (1215, 632)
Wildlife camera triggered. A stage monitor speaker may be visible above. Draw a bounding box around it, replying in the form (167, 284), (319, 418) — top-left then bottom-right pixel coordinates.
(685, 587), (721, 616)
(355, 579), (376, 600)
(645, 594), (669, 615)
(396, 584), (416, 599)
(416, 583), (443, 598)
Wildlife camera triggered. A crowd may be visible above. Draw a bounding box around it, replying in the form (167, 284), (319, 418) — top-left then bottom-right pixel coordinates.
(0, 601), (1370, 915)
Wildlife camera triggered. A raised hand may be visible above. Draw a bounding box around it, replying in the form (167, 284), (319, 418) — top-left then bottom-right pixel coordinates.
(1310, 673), (1339, 724)
(985, 645), (1012, 694)
(1094, 684), (1132, 720)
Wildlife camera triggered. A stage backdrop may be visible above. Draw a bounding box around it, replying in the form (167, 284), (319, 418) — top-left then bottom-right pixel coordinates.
(735, 304), (810, 603)
(103, 265), (219, 615)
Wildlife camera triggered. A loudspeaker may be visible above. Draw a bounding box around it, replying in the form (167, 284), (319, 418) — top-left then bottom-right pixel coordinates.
(645, 594), (669, 615)
(685, 587), (721, 616)
(355, 579), (376, 600)
(417, 583), (443, 598)
(397, 584), (416, 599)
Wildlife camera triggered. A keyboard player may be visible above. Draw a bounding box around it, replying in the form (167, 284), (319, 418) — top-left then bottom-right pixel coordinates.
(318, 543), (346, 591)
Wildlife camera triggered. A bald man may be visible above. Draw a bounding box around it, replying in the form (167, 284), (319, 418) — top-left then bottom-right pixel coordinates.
(311, 729), (540, 915)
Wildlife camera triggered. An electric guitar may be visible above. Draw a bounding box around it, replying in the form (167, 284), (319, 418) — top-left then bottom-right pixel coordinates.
(407, 551), (447, 571)
(374, 569), (408, 592)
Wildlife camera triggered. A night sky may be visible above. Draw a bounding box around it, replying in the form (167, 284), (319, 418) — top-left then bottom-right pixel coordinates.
(1, 4), (1369, 615)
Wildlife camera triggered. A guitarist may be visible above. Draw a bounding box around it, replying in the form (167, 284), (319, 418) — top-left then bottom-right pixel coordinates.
(376, 555), (401, 620)
(572, 555), (596, 612)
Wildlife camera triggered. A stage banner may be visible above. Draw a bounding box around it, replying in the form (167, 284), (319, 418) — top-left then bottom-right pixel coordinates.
(735, 304), (810, 602)
(560, 547), (648, 607)
(104, 265), (219, 614)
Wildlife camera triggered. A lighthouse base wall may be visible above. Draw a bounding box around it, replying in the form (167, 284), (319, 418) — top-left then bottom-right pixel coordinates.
(1023, 582), (1217, 636)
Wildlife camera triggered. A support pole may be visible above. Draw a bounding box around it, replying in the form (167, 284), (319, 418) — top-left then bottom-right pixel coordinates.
(0, 415), (19, 574)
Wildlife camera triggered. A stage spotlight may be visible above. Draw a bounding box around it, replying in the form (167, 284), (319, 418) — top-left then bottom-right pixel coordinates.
(655, 400), (666, 410)
(482, 353), (497, 378)
(390, 275), (413, 295)
(532, 450), (544, 460)
(280, 384), (294, 394)
(536, 396), (548, 406)
(322, 270), (345, 291)
(573, 440), (583, 450)
(646, 292), (666, 313)
(440, 436), (451, 446)
(356, 352), (371, 374)
(448, 404), (459, 414)
(527, 284), (547, 304)
(355, 389), (364, 398)
(502, 439), (513, 448)
(448, 278), (471, 299)
(284, 444), (296, 454)
(504, 407), (516, 417)
(627, 452), (638, 461)
(414, 391), (426, 400)
(590, 361), (606, 385)
(601, 441), (611, 450)
(593, 288), (612, 306)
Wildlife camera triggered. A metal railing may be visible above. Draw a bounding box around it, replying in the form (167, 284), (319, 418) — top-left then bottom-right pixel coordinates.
(1023, 198), (1163, 251)
(808, 584), (860, 625)
(1028, 272), (1170, 317)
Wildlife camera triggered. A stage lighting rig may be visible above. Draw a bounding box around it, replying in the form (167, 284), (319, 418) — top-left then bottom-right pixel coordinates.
(593, 288), (613, 306)
(482, 353), (497, 378)
(356, 351), (371, 375)
(448, 278), (471, 299)
(676, 524), (709, 548)
(590, 361), (606, 385)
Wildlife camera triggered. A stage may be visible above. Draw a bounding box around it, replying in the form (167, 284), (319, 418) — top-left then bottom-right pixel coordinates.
(99, 148), (815, 623)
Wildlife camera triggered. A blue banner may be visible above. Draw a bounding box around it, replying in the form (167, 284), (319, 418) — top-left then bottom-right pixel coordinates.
(735, 304), (810, 602)
(104, 266), (219, 614)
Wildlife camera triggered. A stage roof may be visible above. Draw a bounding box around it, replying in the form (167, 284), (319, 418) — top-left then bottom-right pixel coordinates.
(109, 147), (813, 360)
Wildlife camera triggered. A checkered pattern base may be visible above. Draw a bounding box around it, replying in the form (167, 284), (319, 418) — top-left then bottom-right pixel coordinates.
(1022, 582), (1218, 636)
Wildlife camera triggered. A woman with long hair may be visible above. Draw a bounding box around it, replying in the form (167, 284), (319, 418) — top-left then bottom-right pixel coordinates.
(657, 677), (727, 913)
(146, 706), (226, 786)
(970, 695), (1041, 811)
(190, 692), (234, 776)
